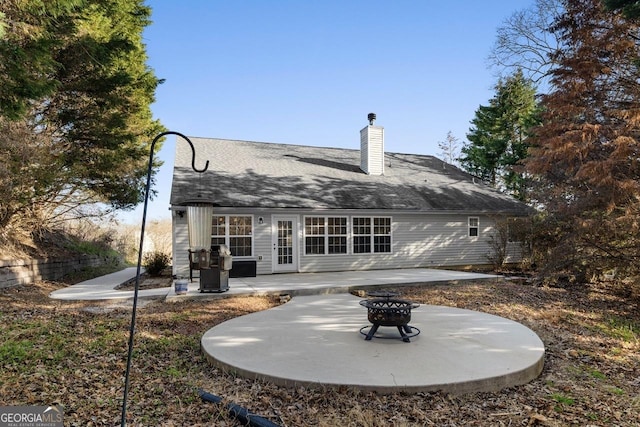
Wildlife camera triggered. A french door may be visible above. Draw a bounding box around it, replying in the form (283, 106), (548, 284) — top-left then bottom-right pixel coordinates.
(272, 216), (298, 273)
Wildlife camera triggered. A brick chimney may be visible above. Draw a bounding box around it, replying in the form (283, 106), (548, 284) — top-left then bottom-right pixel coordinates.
(360, 113), (384, 175)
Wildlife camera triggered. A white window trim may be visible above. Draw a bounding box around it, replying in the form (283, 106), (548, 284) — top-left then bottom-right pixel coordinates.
(468, 216), (479, 238)
(352, 216), (393, 254)
(303, 215), (349, 256)
(211, 214), (255, 258)
(302, 215), (394, 255)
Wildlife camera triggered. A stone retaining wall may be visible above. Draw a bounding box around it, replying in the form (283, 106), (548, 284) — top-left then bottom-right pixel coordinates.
(0, 255), (118, 288)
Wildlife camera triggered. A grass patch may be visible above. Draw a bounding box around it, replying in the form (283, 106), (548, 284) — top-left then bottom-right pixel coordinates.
(602, 316), (639, 342)
(0, 340), (34, 364)
(551, 393), (576, 412)
(63, 263), (126, 284)
(551, 393), (575, 405)
(610, 387), (625, 396)
(590, 369), (606, 380)
(63, 238), (120, 258)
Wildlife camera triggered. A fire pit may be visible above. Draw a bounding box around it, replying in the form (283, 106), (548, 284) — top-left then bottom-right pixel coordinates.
(359, 291), (420, 342)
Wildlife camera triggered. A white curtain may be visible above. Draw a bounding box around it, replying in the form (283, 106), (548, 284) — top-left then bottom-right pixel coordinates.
(187, 204), (213, 251)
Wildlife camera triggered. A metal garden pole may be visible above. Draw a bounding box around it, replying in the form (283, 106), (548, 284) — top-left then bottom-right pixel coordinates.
(120, 131), (209, 426)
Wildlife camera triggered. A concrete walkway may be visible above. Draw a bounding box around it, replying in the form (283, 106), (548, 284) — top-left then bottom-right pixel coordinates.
(50, 267), (502, 301)
(167, 268), (504, 300)
(49, 267), (169, 300)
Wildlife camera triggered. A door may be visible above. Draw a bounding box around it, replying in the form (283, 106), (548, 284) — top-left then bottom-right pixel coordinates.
(272, 216), (298, 273)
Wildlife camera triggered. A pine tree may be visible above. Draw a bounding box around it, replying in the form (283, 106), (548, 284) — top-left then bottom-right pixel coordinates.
(0, 0), (164, 230)
(604, 0), (640, 19)
(460, 69), (539, 201)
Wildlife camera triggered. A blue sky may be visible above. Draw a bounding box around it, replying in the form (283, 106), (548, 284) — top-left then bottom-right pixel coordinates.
(119, 0), (533, 224)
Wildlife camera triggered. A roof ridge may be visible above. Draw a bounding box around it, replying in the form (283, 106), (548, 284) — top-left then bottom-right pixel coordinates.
(185, 136), (440, 158)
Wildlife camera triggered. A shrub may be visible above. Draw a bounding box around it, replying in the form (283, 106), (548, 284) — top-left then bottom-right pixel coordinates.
(143, 251), (170, 276)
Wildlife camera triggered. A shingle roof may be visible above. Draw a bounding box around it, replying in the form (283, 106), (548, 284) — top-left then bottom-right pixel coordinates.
(170, 137), (530, 215)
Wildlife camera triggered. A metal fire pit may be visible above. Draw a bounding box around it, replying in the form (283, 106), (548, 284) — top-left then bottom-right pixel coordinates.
(359, 294), (420, 342)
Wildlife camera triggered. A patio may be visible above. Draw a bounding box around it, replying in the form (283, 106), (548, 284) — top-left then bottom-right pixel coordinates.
(200, 292), (545, 395)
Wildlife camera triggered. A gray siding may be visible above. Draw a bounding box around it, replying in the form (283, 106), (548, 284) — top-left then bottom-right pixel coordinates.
(172, 210), (513, 277)
(253, 214), (272, 275)
(296, 213), (494, 273)
(172, 211), (273, 277)
(505, 242), (524, 263)
(391, 214), (490, 267)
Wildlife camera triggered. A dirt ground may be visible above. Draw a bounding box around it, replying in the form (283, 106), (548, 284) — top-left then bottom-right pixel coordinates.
(1, 278), (638, 426)
(115, 274), (173, 291)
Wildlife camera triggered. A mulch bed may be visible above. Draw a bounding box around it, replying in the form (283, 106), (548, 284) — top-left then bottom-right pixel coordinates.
(115, 273), (173, 291)
(1, 278), (638, 426)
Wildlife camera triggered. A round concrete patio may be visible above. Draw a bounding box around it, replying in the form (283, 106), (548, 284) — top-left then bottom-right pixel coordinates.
(201, 293), (545, 394)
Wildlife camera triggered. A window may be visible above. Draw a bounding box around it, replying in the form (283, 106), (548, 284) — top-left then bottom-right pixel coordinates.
(468, 217), (479, 237)
(353, 217), (391, 253)
(305, 217), (325, 255)
(303, 215), (392, 255)
(212, 216), (226, 247)
(352, 217), (371, 253)
(304, 216), (347, 255)
(327, 217), (348, 254)
(211, 215), (253, 257)
(229, 216), (252, 256)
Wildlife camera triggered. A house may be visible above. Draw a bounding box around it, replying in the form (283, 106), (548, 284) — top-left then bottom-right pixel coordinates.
(169, 115), (530, 278)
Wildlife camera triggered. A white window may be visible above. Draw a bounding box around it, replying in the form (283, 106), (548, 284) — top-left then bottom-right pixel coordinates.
(353, 217), (392, 253)
(468, 217), (479, 237)
(304, 216), (348, 255)
(211, 215), (253, 257)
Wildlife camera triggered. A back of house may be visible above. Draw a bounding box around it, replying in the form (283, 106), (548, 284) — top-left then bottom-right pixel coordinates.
(169, 116), (530, 278)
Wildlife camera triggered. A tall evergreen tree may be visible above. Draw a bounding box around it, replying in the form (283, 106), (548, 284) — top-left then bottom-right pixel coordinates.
(0, 0), (83, 119)
(526, 0), (640, 282)
(604, 0), (640, 18)
(0, 0), (164, 230)
(460, 69), (539, 201)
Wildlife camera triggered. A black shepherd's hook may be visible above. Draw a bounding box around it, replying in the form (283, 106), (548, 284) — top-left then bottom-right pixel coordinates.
(120, 131), (208, 426)
(155, 131), (209, 173)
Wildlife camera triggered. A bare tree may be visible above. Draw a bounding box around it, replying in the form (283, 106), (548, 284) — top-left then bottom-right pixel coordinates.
(113, 219), (173, 264)
(488, 0), (565, 85)
(146, 219), (173, 256)
(437, 131), (461, 166)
